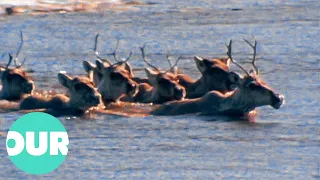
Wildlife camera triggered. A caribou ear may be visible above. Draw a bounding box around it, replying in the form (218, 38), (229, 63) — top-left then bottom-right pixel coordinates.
(124, 62), (134, 77)
(0, 67), (6, 79)
(194, 56), (205, 73)
(225, 58), (231, 67)
(145, 68), (158, 85)
(83, 61), (96, 81)
(228, 72), (242, 85)
(83, 61), (96, 73)
(95, 59), (105, 72)
(58, 72), (73, 88)
(194, 56), (212, 73)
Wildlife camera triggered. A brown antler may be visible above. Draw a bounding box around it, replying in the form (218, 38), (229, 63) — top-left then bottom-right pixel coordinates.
(226, 40), (249, 76)
(243, 38), (258, 74)
(165, 48), (182, 74)
(14, 30), (27, 68)
(93, 34), (110, 63)
(107, 37), (132, 63)
(93, 33), (100, 56)
(140, 43), (160, 72)
(6, 53), (13, 69)
(94, 34), (132, 64)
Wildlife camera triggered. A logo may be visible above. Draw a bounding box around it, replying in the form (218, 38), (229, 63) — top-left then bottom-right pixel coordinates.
(6, 112), (69, 174)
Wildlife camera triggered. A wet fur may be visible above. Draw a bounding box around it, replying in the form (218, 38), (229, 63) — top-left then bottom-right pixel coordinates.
(94, 60), (139, 105)
(20, 73), (101, 116)
(0, 67), (34, 101)
(178, 57), (233, 98)
(151, 72), (284, 116)
(122, 68), (186, 104)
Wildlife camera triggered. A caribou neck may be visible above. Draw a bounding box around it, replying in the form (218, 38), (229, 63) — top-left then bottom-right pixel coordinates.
(222, 88), (257, 113)
(185, 78), (207, 98)
(150, 88), (171, 104)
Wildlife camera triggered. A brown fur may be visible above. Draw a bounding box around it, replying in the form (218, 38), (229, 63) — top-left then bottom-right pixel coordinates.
(122, 68), (186, 104)
(83, 60), (104, 86)
(20, 73), (101, 116)
(94, 60), (139, 105)
(177, 56), (233, 98)
(151, 72), (284, 116)
(83, 60), (150, 85)
(0, 67), (34, 101)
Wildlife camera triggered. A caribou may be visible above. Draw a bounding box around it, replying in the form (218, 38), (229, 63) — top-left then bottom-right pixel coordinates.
(0, 31), (34, 101)
(9, 34), (283, 118)
(120, 44), (186, 104)
(20, 72), (101, 116)
(151, 40), (284, 116)
(82, 34), (140, 105)
(83, 34), (134, 86)
(175, 47), (235, 98)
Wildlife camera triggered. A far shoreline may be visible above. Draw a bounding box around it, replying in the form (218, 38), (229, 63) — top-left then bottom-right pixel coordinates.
(0, 1), (150, 16)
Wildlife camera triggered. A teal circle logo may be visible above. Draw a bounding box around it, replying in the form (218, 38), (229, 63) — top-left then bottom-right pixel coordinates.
(6, 112), (69, 174)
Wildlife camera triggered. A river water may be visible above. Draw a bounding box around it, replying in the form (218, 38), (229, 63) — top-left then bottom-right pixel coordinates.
(0, 0), (319, 179)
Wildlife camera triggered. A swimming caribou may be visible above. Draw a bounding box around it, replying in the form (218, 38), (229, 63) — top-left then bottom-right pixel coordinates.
(155, 42), (237, 99)
(82, 34), (140, 105)
(151, 40), (284, 116)
(83, 34), (133, 86)
(5, 33), (283, 118)
(175, 51), (236, 99)
(120, 44), (186, 104)
(20, 72), (101, 116)
(0, 31), (34, 101)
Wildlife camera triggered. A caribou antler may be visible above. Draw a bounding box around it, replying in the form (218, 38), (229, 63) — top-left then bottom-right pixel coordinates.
(243, 38), (258, 74)
(106, 37), (132, 63)
(14, 30), (27, 68)
(226, 40), (249, 76)
(165, 48), (182, 74)
(93, 34), (100, 56)
(140, 43), (160, 72)
(168, 55), (182, 73)
(6, 53), (13, 69)
(165, 46), (174, 69)
(94, 34), (132, 63)
(93, 34), (110, 63)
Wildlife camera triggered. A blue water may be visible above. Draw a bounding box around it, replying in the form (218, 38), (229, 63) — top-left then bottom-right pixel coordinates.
(0, 0), (319, 179)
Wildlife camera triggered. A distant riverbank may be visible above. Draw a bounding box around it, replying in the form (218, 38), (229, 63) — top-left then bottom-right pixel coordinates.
(0, 0), (147, 16)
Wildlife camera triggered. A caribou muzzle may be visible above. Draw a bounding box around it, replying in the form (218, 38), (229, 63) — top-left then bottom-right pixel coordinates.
(89, 94), (101, 106)
(271, 93), (284, 109)
(174, 87), (186, 100)
(127, 82), (138, 96)
(23, 81), (34, 94)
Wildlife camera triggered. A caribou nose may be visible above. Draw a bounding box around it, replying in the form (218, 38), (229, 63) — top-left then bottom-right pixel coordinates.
(89, 94), (100, 106)
(174, 87), (185, 100)
(24, 82), (34, 93)
(127, 83), (138, 95)
(93, 96), (100, 105)
(271, 93), (285, 109)
(127, 83), (135, 92)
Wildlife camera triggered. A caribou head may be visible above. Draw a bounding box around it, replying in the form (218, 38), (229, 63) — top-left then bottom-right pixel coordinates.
(0, 31), (34, 100)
